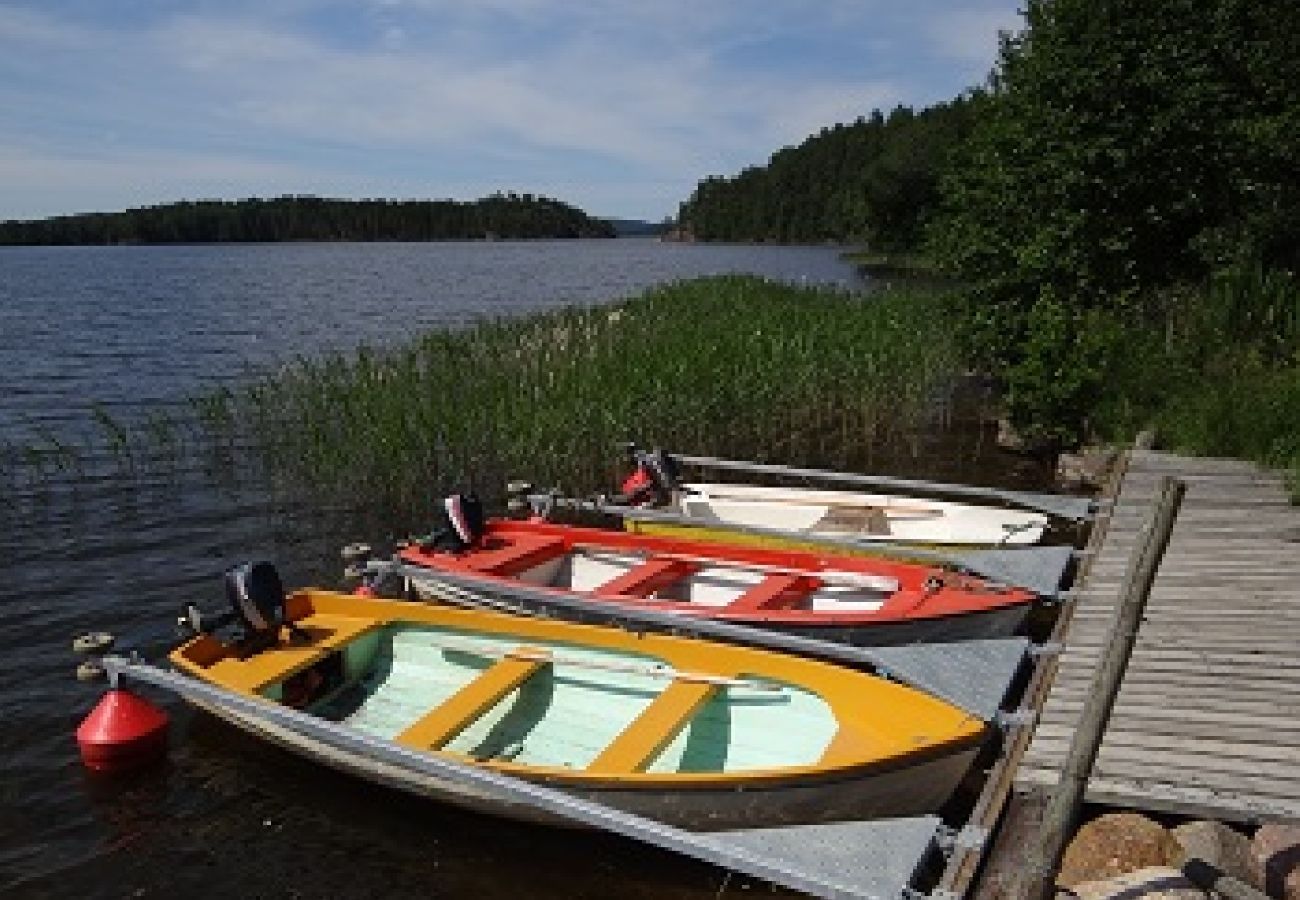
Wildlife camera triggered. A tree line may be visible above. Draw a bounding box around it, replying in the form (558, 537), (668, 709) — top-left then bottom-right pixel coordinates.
(677, 0), (1299, 468)
(676, 98), (979, 251)
(0, 194), (615, 245)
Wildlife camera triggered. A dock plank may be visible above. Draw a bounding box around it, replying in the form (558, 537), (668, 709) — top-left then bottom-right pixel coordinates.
(1015, 449), (1300, 821)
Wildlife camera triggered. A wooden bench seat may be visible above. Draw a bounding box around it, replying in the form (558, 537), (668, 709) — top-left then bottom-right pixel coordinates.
(205, 613), (387, 694)
(588, 679), (720, 773)
(394, 652), (551, 751)
(725, 573), (817, 613)
(593, 557), (697, 600)
(464, 535), (568, 577)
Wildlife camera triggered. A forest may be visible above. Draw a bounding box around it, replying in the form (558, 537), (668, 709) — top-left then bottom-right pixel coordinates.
(0, 193), (615, 244)
(679, 0), (1299, 486)
(676, 98), (979, 250)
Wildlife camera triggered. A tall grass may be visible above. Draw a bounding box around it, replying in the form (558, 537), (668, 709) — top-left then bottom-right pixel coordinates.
(1091, 263), (1300, 497)
(217, 275), (964, 515)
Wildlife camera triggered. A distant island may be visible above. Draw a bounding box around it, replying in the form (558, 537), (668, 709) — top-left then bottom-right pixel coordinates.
(0, 194), (617, 245)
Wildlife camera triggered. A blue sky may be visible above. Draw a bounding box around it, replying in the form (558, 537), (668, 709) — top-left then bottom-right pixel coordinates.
(0, 1), (1023, 221)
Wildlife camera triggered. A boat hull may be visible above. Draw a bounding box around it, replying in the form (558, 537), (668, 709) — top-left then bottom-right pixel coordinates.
(171, 591), (988, 832)
(670, 483), (1049, 546)
(406, 571), (1030, 647)
(189, 696), (979, 831)
(397, 519), (1037, 647)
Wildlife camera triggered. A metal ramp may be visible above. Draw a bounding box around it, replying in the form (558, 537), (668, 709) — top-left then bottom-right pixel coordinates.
(102, 630), (1027, 900)
(715, 816), (943, 900)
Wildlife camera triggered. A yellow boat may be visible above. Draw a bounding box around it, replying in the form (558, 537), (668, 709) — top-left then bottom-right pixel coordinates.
(171, 584), (986, 830)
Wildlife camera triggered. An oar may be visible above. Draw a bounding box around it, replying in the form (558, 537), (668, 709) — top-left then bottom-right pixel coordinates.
(689, 487), (945, 517)
(427, 635), (786, 693)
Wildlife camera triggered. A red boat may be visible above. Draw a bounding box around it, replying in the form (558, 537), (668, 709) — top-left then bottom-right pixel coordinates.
(397, 518), (1037, 647)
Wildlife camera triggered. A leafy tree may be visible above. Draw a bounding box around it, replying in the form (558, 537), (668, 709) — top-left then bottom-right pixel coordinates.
(932, 0), (1300, 363)
(930, 0), (1300, 449)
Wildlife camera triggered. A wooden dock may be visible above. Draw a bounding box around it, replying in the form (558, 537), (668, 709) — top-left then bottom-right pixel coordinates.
(1016, 448), (1300, 822)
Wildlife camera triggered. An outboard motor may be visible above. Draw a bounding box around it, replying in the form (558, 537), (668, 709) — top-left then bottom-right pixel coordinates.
(175, 561), (306, 653)
(225, 561), (293, 653)
(618, 447), (681, 507)
(418, 493), (486, 553)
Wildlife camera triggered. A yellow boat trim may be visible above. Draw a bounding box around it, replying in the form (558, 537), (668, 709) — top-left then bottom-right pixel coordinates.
(395, 650), (550, 750)
(183, 613), (388, 694)
(625, 520), (950, 560)
(588, 679), (720, 774)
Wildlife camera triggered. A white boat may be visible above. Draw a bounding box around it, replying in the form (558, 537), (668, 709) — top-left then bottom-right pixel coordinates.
(654, 482), (1049, 546)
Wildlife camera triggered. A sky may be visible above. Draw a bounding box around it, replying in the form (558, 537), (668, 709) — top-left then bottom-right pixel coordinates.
(0, 1), (1023, 222)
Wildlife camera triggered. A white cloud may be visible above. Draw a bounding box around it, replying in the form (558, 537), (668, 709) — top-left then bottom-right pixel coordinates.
(925, 6), (1023, 68)
(0, 145), (311, 199)
(0, 1), (1019, 219)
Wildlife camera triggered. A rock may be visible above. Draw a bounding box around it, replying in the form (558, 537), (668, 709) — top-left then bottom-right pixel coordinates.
(1069, 866), (1207, 900)
(1058, 812), (1181, 888)
(996, 417), (1025, 452)
(1248, 822), (1300, 900)
(1056, 446), (1118, 489)
(1172, 820), (1255, 889)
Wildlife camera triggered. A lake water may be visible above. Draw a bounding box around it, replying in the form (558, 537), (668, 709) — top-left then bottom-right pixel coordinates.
(1, 239), (874, 899)
(0, 239), (1052, 899)
(0, 240), (862, 442)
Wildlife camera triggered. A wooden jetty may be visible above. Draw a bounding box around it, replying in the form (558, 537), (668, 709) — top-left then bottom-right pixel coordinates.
(1015, 448), (1300, 821)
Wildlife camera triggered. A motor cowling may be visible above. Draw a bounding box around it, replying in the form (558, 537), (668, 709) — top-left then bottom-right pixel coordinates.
(419, 493), (486, 553)
(619, 448), (681, 506)
(225, 561), (288, 642)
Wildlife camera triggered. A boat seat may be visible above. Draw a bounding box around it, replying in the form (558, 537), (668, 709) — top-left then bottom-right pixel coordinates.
(394, 651), (551, 751)
(592, 556), (697, 600)
(810, 506), (880, 535)
(464, 535), (568, 577)
(725, 573), (817, 613)
(587, 678), (720, 774)
(204, 613), (387, 694)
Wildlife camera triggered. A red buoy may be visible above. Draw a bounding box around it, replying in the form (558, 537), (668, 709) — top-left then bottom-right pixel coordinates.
(76, 689), (169, 772)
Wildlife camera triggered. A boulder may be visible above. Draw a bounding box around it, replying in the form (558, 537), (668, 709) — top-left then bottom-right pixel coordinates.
(1057, 812), (1181, 888)
(1172, 820), (1255, 889)
(996, 417), (1025, 452)
(1068, 866), (1207, 900)
(1248, 822), (1300, 900)
(1056, 447), (1118, 489)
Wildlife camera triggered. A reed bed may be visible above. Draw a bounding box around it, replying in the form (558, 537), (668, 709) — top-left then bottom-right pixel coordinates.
(190, 275), (964, 517)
